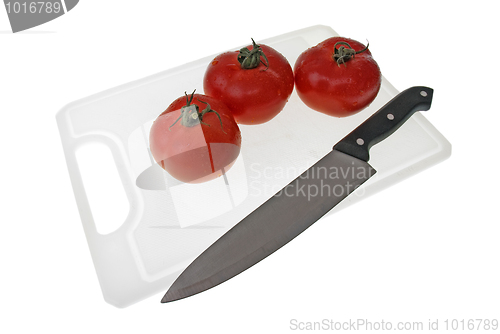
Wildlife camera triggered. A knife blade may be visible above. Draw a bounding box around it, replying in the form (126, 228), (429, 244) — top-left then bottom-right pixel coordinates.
(162, 86), (434, 303)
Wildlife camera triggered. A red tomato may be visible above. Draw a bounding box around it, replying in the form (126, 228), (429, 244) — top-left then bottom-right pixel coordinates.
(294, 37), (382, 117)
(203, 39), (294, 124)
(149, 91), (241, 183)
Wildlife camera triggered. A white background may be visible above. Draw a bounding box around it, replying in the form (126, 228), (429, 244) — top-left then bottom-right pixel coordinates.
(1, 1), (499, 333)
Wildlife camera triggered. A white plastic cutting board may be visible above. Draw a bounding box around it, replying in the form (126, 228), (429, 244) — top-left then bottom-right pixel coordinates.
(56, 25), (451, 307)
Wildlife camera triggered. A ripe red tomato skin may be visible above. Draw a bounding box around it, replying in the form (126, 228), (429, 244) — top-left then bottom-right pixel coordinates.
(149, 94), (241, 183)
(294, 37), (382, 117)
(203, 44), (294, 125)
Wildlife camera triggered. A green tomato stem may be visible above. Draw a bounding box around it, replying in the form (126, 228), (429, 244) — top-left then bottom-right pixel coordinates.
(237, 38), (269, 70)
(169, 90), (225, 132)
(333, 40), (369, 67)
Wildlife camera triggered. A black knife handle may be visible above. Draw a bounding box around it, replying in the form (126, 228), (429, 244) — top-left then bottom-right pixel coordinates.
(333, 86), (433, 162)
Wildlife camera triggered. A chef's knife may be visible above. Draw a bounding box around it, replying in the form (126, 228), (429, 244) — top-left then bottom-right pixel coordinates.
(162, 86), (433, 303)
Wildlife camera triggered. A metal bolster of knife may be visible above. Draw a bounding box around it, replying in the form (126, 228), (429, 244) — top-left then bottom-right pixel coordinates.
(333, 86), (434, 162)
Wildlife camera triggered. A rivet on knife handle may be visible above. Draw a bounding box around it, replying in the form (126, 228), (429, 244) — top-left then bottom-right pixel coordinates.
(333, 86), (434, 162)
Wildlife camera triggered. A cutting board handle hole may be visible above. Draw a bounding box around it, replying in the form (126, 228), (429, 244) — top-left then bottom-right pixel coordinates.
(75, 142), (130, 235)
